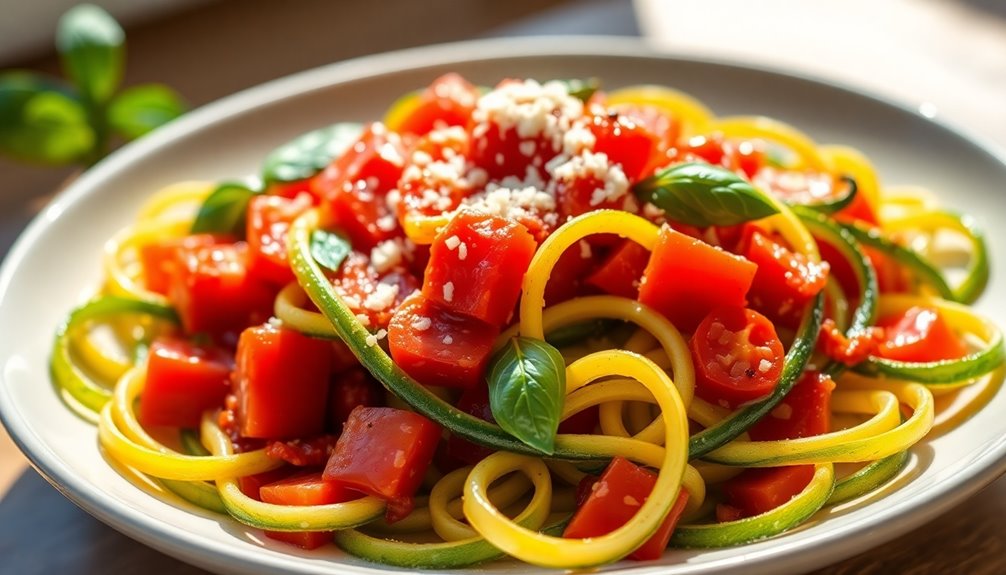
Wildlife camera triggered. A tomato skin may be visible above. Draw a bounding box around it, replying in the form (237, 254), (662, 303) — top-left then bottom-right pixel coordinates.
(233, 323), (332, 439)
(327, 368), (385, 431)
(260, 471), (359, 550)
(587, 111), (662, 182)
(638, 226), (757, 332)
(743, 229), (829, 328)
(690, 307), (785, 407)
(722, 465), (815, 518)
(140, 234), (232, 295)
(749, 371), (835, 441)
(332, 251), (420, 330)
(387, 292), (499, 390)
(394, 73), (479, 137)
(585, 240), (650, 299)
(422, 211), (537, 327)
(877, 306), (968, 362)
(311, 123), (406, 251)
(563, 457), (690, 561)
(168, 241), (276, 341)
(246, 193), (313, 286)
(138, 337), (233, 428)
(323, 406), (441, 522)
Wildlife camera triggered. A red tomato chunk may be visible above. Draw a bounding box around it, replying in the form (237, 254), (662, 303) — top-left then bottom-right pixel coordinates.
(564, 457), (690, 561)
(138, 337), (233, 428)
(233, 323), (332, 439)
(742, 229), (829, 328)
(749, 371), (835, 441)
(312, 123), (406, 251)
(388, 292), (498, 390)
(585, 240), (650, 299)
(393, 73), (479, 137)
(327, 367), (385, 431)
(638, 226), (756, 332)
(168, 241), (276, 340)
(877, 306), (968, 363)
(690, 307), (785, 408)
(323, 406), (441, 522)
(422, 211), (537, 327)
(260, 471), (359, 550)
(722, 465), (815, 519)
(140, 233), (230, 295)
(246, 193), (313, 286)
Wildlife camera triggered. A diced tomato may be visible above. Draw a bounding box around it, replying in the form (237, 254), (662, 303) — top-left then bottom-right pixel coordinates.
(328, 368), (385, 431)
(749, 371), (835, 441)
(444, 383), (495, 465)
(323, 406), (441, 522)
(246, 193), (312, 286)
(422, 211), (537, 327)
(876, 306), (968, 363)
(866, 246), (911, 294)
(638, 226), (757, 332)
(835, 187), (879, 226)
(753, 167), (842, 207)
(574, 474), (600, 507)
(689, 307), (785, 407)
(715, 504), (744, 523)
(543, 244), (595, 306)
(393, 73), (480, 137)
(233, 323), (332, 439)
(140, 234), (231, 295)
(587, 110), (662, 182)
(672, 134), (765, 179)
(265, 435), (340, 467)
(743, 229), (829, 328)
(388, 292), (498, 390)
(397, 126), (473, 221)
(611, 104), (681, 170)
(311, 123), (406, 250)
(237, 467), (294, 500)
(818, 318), (885, 366)
(260, 471), (359, 550)
(585, 240), (650, 299)
(331, 251), (420, 329)
(168, 241), (276, 340)
(722, 465), (815, 518)
(138, 337), (233, 428)
(563, 457), (690, 561)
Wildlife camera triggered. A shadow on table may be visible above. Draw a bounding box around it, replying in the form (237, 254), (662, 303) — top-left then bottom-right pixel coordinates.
(0, 468), (206, 575)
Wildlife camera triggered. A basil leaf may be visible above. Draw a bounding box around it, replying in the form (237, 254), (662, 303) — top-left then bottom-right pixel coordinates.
(487, 337), (566, 455)
(190, 182), (258, 236)
(310, 229), (352, 272)
(262, 122), (363, 184)
(56, 4), (124, 104)
(558, 78), (600, 103)
(634, 162), (779, 227)
(108, 83), (186, 139)
(0, 72), (94, 164)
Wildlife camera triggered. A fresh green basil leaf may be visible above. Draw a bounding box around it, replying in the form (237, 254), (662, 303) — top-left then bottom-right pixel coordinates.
(56, 4), (124, 104)
(558, 78), (601, 103)
(487, 337), (566, 455)
(107, 83), (186, 139)
(190, 182), (258, 236)
(310, 229), (352, 273)
(634, 161), (779, 227)
(262, 122), (363, 184)
(0, 72), (94, 164)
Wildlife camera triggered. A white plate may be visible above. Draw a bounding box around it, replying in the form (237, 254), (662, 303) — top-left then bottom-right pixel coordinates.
(1, 37), (1005, 575)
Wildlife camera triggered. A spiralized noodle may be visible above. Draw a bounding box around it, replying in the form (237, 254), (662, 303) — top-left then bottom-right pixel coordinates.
(49, 79), (1004, 569)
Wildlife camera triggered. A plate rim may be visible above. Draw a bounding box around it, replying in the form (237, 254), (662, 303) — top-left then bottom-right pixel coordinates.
(2, 34), (1005, 574)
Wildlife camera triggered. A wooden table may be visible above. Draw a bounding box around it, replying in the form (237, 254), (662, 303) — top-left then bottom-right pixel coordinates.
(2, 1), (1004, 573)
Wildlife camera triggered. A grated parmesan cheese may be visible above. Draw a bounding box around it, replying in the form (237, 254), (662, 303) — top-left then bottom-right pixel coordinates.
(370, 239), (403, 273)
(411, 316), (432, 331)
(442, 281), (455, 303)
(363, 281), (400, 312)
(444, 235), (461, 250)
(442, 335), (454, 345)
(457, 242), (468, 261)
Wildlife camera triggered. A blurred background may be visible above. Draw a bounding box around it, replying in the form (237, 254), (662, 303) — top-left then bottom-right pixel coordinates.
(1, 1), (1005, 573)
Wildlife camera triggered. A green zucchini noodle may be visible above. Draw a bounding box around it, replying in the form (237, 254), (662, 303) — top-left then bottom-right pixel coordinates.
(49, 78), (1003, 568)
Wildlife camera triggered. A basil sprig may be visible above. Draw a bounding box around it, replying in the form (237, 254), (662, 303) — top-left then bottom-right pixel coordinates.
(634, 162), (779, 227)
(262, 122), (363, 184)
(558, 78), (601, 103)
(0, 4), (185, 166)
(190, 182), (260, 236)
(310, 229), (352, 273)
(487, 337), (566, 455)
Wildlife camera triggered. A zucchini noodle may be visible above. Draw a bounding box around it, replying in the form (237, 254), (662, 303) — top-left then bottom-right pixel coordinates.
(50, 77), (1003, 569)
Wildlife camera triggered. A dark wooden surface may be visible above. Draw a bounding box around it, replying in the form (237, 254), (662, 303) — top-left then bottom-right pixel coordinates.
(2, 1), (1004, 573)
